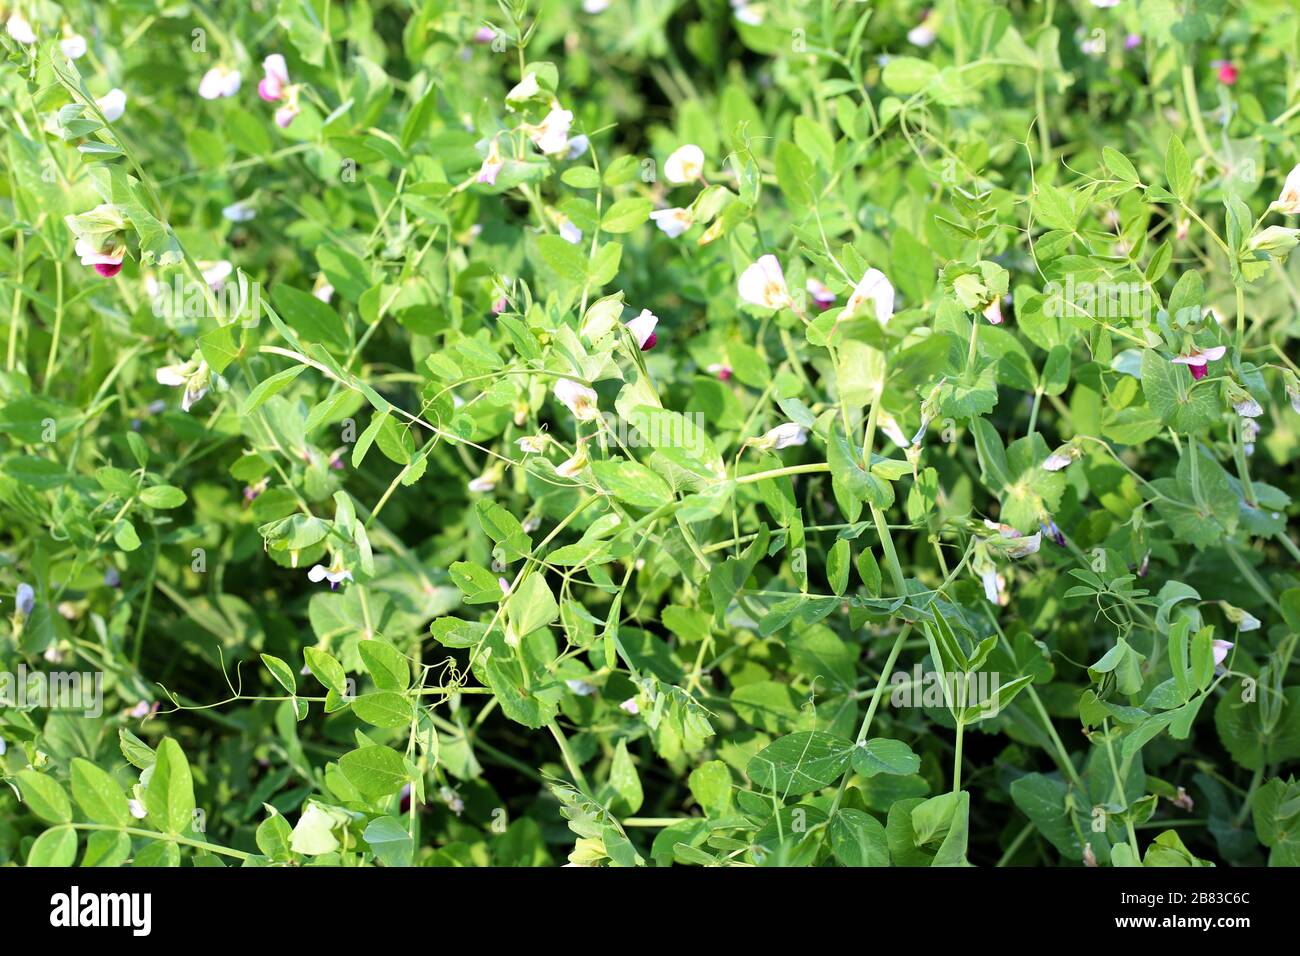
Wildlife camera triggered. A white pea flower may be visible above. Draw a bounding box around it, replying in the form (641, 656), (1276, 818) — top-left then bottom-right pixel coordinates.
(61, 33), (88, 59)
(619, 697), (640, 715)
(6, 14), (36, 44)
(222, 201), (257, 222)
(1273, 163), (1300, 215)
(128, 799), (148, 820)
(566, 134), (590, 159)
(554, 378), (601, 421)
(738, 254), (793, 310)
(468, 473), (498, 493)
(754, 422), (808, 451)
(664, 144), (705, 184)
(838, 268), (895, 325)
(528, 106), (573, 155)
(1212, 639), (1234, 668)
(649, 207), (693, 238)
(557, 216), (583, 244)
(199, 65), (242, 100)
(156, 358), (211, 412)
(506, 73), (541, 104)
(566, 679), (597, 695)
(307, 556), (353, 590)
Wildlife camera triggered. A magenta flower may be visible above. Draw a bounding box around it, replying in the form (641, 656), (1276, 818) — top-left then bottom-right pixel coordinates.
(1171, 345), (1227, 381)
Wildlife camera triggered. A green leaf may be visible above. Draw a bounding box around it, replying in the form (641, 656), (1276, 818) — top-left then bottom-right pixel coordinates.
(70, 758), (130, 827)
(338, 745), (409, 800)
(28, 826), (78, 867)
(829, 809), (889, 866)
(260, 653), (298, 695)
(746, 731), (854, 796)
(353, 691), (414, 729)
(851, 738), (922, 777)
(146, 738), (196, 834)
(358, 639), (411, 692)
(16, 770), (72, 825)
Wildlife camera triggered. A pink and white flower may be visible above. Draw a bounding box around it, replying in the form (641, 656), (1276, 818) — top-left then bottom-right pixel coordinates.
(626, 309), (659, 350)
(1212, 639), (1234, 667)
(1171, 344), (1227, 381)
(982, 296), (1004, 325)
(707, 363), (732, 381)
(738, 254), (793, 310)
(75, 238), (125, 277)
(259, 54), (290, 102)
(664, 144), (705, 184)
(198, 65), (242, 100)
(806, 278), (836, 311)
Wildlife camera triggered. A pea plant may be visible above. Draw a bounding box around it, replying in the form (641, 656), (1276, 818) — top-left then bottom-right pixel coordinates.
(2, 0), (1299, 869)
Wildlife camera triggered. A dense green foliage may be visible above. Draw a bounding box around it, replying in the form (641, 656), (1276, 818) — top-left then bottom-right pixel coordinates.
(3, 0), (1300, 868)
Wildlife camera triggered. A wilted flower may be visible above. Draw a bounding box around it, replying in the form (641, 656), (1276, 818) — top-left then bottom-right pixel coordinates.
(753, 422), (808, 451)
(259, 54), (290, 102)
(878, 411), (910, 449)
(556, 444), (590, 478)
(625, 309), (658, 351)
(1219, 603), (1260, 632)
(198, 65), (242, 100)
(307, 555), (353, 590)
(649, 207), (693, 238)
(468, 471), (499, 493)
(1226, 382), (1263, 418)
(1039, 518), (1066, 548)
(1171, 344), (1226, 381)
(1273, 163), (1300, 215)
(554, 378), (601, 421)
(838, 268), (895, 325)
(1241, 416), (1259, 455)
(244, 477), (269, 502)
(156, 357), (211, 412)
(983, 520), (1042, 558)
(528, 106), (574, 155)
(664, 144), (704, 184)
(517, 435), (547, 454)
(738, 255), (793, 310)
(1043, 444), (1080, 471)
